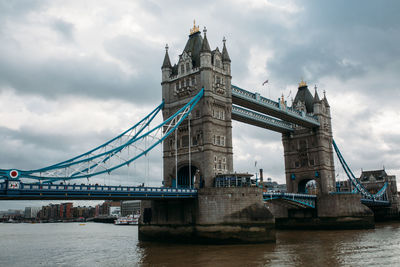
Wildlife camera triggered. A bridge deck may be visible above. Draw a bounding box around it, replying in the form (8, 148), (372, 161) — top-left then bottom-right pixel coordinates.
(0, 182), (197, 200)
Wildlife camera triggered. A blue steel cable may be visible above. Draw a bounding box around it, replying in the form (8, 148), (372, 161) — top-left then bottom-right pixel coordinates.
(6, 89), (204, 181)
(333, 139), (387, 199)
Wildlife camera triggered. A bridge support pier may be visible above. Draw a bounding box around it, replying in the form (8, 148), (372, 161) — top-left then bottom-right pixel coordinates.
(266, 193), (374, 229)
(316, 194), (374, 229)
(139, 187), (275, 244)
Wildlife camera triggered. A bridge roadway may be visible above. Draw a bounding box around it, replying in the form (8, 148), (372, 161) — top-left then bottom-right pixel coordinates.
(0, 181), (197, 200)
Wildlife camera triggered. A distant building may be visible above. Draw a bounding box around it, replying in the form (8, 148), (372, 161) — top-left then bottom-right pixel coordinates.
(359, 169), (399, 208)
(0, 209), (23, 219)
(24, 207), (40, 219)
(95, 200), (121, 217)
(261, 178), (287, 193)
(73, 206), (95, 218)
(337, 169), (399, 214)
(38, 203), (94, 220)
(121, 200), (141, 216)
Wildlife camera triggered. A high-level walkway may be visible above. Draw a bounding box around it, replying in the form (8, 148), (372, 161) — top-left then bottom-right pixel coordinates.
(231, 85), (320, 130)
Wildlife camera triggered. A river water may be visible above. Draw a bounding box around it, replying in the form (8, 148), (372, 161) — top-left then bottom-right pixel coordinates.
(0, 222), (399, 266)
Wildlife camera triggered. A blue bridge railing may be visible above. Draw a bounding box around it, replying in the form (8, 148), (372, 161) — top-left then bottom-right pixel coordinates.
(0, 181), (197, 200)
(263, 192), (317, 208)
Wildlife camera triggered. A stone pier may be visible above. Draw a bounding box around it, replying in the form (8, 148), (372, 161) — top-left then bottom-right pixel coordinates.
(139, 187), (275, 244)
(265, 193), (374, 229)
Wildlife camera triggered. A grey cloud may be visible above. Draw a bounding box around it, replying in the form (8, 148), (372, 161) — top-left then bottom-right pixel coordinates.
(265, 0), (400, 94)
(0, 50), (162, 104)
(0, 125), (117, 169)
(51, 18), (75, 41)
(0, 0), (47, 22)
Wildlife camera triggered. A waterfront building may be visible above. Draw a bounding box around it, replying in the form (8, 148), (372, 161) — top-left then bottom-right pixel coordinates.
(37, 203), (95, 220)
(24, 207), (41, 219)
(121, 200), (141, 216)
(73, 206), (95, 218)
(95, 200), (121, 217)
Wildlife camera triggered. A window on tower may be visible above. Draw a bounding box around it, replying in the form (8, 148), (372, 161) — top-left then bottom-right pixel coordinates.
(182, 135), (189, 147)
(181, 65), (184, 74)
(192, 136), (198, 146)
(212, 135), (225, 147)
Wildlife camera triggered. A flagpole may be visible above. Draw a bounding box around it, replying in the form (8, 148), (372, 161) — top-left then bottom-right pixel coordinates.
(262, 79), (269, 98)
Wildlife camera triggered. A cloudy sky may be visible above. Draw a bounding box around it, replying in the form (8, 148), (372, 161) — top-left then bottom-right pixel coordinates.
(1, 0), (399, 209)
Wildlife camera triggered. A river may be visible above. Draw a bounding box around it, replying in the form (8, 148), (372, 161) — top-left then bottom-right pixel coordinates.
(0, 222), (399, 266)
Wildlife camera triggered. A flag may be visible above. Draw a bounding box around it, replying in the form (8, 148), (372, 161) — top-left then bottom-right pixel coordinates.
(262, 80), (268, 86)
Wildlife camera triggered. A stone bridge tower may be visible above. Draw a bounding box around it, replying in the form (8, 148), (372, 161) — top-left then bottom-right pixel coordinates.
(161, 24), (233, 188)
(282, 81), (335, 195)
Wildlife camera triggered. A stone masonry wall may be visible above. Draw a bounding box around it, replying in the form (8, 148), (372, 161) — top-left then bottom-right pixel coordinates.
(197, 187), (274, 224)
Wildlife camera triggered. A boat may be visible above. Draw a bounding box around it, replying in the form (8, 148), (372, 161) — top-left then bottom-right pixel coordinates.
(114, 214), (140, 225)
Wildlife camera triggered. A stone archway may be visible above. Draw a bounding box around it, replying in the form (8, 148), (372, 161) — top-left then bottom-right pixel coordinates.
(177, 165), (198, 188)
(298, 179), (318, 194)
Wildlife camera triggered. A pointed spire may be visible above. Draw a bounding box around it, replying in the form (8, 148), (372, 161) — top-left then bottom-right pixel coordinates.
(222, 36), (231, 62)
(162, 44), (172, 69)
(201, 27), (211, 53)
(298, 79), (307, 88)
(323, 90), (330, 107)
(190, 20), (200, 35)
(313, 84), (320, 103)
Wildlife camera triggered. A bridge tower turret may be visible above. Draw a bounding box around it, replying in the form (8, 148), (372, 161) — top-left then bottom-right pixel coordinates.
(282, 82), (335, 195)
(161, 23), (233, 188)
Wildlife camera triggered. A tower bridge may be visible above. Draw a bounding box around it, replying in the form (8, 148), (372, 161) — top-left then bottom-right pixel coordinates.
(1, 23), (398, 243)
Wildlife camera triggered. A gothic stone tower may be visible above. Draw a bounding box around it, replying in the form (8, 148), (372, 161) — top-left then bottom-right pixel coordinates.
(282, 81), (335, 195)
(161, 24), (233, 188)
